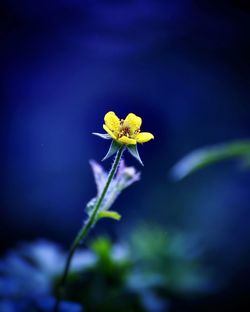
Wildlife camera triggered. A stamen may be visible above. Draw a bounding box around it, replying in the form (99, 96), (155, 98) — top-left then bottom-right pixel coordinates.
(118, 125), (131, 138)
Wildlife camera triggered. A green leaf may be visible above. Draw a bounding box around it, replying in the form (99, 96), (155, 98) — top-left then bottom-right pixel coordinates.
(90, 237), (112, 259)
(102, 140), (122, 161)
(127, 144), (144, 166)
(97, 210), (122, 221)
(92, 132), (111, 140)
(171, 140), (250, 180)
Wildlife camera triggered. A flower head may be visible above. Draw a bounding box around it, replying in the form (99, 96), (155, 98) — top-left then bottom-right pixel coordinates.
(93, 111), (154, 165)
(103, 112), (154, 145)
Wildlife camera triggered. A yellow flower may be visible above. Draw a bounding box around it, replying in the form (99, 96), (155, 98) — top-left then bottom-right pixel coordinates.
(103, 112), (154, 145)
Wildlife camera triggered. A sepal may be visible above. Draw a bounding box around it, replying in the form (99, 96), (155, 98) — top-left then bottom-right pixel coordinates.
(102, 140), (122, 161)
(127, 144), (144, 166)
(92, 132), (111, 140)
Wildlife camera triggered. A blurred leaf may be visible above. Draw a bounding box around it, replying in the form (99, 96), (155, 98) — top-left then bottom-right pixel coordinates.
(171, 140), (250, 180)
(97, 210), (121, 221)
(90, 237), (112, 259)
(241, 155), (250, 169)
(89, 160), (107, 196)
(36, 296), (82, 312)
(129, 224), (212, 295)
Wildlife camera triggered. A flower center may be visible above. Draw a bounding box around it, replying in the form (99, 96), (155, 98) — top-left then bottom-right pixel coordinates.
(118, 126), (130, 138)
(117, 119), (140, 138)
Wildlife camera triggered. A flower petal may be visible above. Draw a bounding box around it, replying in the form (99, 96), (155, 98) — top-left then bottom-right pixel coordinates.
(135, 132), (154, 143)
(118, 136), (137, 145)
(103, 124), (117, 140)
(124, 113), (142, 134)
(104, 111), (120, 132)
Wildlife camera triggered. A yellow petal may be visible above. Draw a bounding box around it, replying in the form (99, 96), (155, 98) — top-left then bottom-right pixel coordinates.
(103, 124), (117, 140)
(118, 136), (137, 145)
(136, 132), (154, 143)
(104, 111), (120, 132)
(124, 113), (142, 134)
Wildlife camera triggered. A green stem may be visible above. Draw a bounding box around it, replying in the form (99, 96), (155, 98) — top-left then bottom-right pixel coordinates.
(54, 145), (124, 311)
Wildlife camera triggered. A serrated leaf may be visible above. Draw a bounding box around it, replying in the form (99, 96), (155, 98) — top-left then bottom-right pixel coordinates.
(127, 144), (144, 166)
(102, 140), (122, 161)
(92, 132), (112, 140)
(89, 160), (107, 196)
(171, 140), (250, 180)
(97, 210), (121, 221)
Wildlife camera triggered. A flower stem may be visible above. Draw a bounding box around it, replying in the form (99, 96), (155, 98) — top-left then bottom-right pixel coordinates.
(54, 145), (124, 311)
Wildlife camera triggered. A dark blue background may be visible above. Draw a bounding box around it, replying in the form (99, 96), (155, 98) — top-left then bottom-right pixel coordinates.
(1, 0), (250, 308)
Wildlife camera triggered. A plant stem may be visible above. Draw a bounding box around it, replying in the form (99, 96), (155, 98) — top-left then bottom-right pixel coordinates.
(54, 145), (124, 311)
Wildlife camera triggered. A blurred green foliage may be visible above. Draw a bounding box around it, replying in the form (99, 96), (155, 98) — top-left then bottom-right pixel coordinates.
(54, 225), (211, 312)
(171, 140), (250, 180)
(0, 224), (212, 312)
(63, 237), (139, 312)
(129, 225), (209, 295)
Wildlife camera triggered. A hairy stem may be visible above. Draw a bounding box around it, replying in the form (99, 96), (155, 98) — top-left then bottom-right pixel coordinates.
(54, 145), (124, 311)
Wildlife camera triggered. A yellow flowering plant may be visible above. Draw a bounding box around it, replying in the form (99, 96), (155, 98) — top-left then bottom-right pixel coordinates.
(55, 112), (154, 311)
(93, 111), (154, 165)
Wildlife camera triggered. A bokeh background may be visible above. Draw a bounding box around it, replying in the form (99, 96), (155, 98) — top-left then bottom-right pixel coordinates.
(1, 0), (250, 311)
